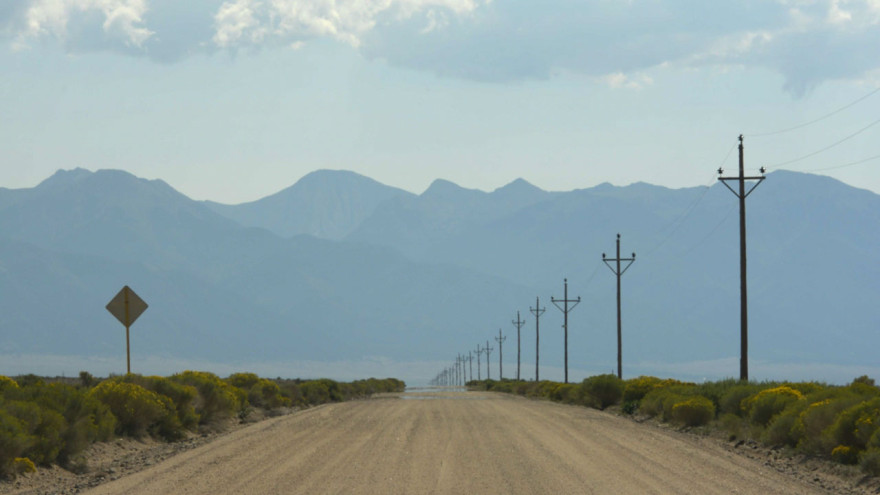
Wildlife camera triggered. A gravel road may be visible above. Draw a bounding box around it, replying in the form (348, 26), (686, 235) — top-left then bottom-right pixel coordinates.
(85, 389), (829, 495)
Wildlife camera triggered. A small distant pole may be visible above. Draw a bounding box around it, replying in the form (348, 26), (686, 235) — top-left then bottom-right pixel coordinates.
(603, 233), (636, 379)
(475, 344), (482, 380)
(718, 135), (766, 381)
(512, 311), (526, 381)
(485, 340), (494, 380)
(495, 329), (507, 380)
(468, 351), (473, 383)
(552, 279), (581, 384)
(530, 297), (545, 381)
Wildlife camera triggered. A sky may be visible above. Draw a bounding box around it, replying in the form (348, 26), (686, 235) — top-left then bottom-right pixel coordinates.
(2, 0), (880, 204)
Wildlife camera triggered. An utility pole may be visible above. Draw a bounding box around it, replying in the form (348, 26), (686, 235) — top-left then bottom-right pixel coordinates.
(512, 311), (526, 381)
(495, 329), (507, 380)
(468, 351), (473, 383)
(718, 134), (765, 381)
(475, 344), (482, 380)
(485, 340), (494, 380)
(530, 297), (545, 381)
(552, 278), (581, 384)
(603, 233), (636, 379)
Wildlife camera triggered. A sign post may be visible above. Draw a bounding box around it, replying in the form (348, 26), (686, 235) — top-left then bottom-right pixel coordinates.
(106, 286), (148, 374)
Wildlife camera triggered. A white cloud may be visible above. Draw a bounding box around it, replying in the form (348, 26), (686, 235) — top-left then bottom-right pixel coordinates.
(602, 72), (653, 90)
(210, 0), (485, 50)
(16, 0), (153, 49)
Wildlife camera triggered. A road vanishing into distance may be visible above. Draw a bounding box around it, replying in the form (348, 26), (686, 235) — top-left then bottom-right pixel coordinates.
(87, 389), (826, 495)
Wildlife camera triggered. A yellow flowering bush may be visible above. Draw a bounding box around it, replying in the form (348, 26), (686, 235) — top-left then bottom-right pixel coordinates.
(89, 380), (174, 438)
(743, 386), (805, 426)
(671, 397), (716, 427)
(13, 457), (36, 475)
(171, 371), (245, 425)
(0, 375), (18, 394)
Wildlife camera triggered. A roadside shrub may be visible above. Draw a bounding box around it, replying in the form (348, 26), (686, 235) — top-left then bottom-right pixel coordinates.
(719, 384), (764, 417)
(170, 371), (245, 426)
(763, 402), (807, 447)
(550, 383), (579, 404)
(831, 445), (859, 465)
(798, 394), (863, 455)
(247, 379), (291, 409)
(89, 380), (174, 438)
(0, 409), (32, 478)
(744, 386), (804, 426)
(13, 457), (36, 475)
(860, 448), (880, 476)
(641, 387), (695, 421)
(828, 397), (880, 452)
(2, 400), (66, 465)
(300, 380), (331, 405)
(623, 376), (689, 403)
(671, 397), (715, 427)
(124, 375), (199, 436)
(0, 376), (19, 394)
(581, 374), (624, 410)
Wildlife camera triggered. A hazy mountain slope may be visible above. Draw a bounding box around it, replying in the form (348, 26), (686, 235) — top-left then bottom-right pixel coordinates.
(0, 168), (877, 379)
(346, 177), (559, 257)
(205, 170), (414, 239)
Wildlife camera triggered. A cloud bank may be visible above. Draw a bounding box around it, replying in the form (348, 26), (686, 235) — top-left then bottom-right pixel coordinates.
(3, 0), (880, 92)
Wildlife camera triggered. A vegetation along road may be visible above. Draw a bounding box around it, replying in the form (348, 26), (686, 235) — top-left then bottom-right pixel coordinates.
(86, 389), (827, 495)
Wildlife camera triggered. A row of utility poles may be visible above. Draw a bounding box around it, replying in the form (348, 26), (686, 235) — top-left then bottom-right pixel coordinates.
(433, 135), (764, 385)
(432, 234), (637, 385)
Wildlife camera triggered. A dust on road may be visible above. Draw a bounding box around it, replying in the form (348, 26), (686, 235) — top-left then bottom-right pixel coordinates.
(86, 389), (827, 495)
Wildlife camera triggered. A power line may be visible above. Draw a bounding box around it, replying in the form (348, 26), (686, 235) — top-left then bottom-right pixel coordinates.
(747, 85), (880, 137)
(789, 152), (880, 173)
(767, 117), (880, 168)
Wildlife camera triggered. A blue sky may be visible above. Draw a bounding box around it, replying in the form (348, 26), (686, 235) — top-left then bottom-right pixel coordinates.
(2, 0), (879, 204)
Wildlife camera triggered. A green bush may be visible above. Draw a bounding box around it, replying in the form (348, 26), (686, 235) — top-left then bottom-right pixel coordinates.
(89, 380), (174, 438)
(623, 376), (690, 402)
(831, 445), (859, 465)
(828, 397), (880, 452)
(0, 409), (32, 478)
(743, 386), (804, 426)
(300, 380), (331, 405)
(641, 387), (694, 421)
(170, 371), (245, 426)
(860, 448), (880, 476)
(581, 374), (624, 410)
(763, 402), (807, 447)
(0, 376), (18, 394)
(247, 379), (290, 409)
(719, 384), (764, 417)
(671, 397), (715, 427)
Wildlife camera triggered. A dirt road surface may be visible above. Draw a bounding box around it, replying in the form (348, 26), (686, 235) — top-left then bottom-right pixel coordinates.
(85, 389), (829, 495)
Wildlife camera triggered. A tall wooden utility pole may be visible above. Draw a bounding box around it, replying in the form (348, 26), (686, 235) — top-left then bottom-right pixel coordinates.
(603, 233), (636, 379)
(512, 312), (526, 381)
(495, 329), (507, 380)
(530, 297), (545, 381)
(552, 279), (581, 383)
(718, 134), (765, 381)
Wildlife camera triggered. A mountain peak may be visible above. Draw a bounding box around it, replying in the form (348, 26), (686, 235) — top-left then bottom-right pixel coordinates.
(37, 168), (94, 191)
(493, 178), (543, 196)
(422, 179), (477, 198)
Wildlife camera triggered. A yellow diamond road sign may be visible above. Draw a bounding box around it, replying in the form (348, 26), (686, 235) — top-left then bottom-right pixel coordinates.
(106, 285), (148, 328)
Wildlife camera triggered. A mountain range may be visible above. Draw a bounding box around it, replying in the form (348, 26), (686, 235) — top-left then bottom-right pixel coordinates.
(1, 168), (878, 383)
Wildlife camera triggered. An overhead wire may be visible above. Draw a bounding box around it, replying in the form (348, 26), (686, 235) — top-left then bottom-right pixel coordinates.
(641, 143), (736, 258)
(747, 85), (880, 137)
(766, 117), (880, 168)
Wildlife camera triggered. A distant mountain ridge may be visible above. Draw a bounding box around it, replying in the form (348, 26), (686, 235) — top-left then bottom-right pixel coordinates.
(1, 167), (878, 382)
(204, 170), (414, 240)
